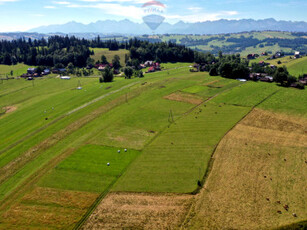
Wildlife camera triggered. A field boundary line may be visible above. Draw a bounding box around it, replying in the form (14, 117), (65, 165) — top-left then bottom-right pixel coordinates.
(73, 147), (142, 230)
(0, 83), (145, 204)
(75, 81), (246, 229)
(273, 220), (307, 230)
(143, 81), (245, 150)
(0, 82), (138, 155)
(180, 89), (281, 229)
(0, 148), (75, 214)
(0, 80), (158, 215)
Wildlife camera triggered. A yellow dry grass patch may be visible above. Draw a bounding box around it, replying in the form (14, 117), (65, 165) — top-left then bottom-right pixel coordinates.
(1, 187), (98, 229)
(0, 106), (17, 119)
(203, 80), (220, 86)
(184, 109), (307, 230)
(2, 106), (17, 114)
(164, 92), (203, 105)
(82, 192), (193, 230)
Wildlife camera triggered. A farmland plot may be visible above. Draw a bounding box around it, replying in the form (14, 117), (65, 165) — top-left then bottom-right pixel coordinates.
(184, 109), (307, 229)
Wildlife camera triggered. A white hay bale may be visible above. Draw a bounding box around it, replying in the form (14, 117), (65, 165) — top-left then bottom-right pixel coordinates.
(107, 162), (110, 166)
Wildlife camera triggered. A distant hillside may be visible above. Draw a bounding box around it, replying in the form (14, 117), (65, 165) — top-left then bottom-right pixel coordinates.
(27, 18), (307, 35)
(1, 31), (307, 56)
(158, 31), (307, 55)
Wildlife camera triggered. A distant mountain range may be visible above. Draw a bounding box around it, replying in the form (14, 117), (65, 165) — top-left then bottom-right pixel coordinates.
(27, 18), (307, 35)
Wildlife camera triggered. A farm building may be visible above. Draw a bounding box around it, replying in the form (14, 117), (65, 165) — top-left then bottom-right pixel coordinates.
(27, 68), (37, 74)
(43, 69), (50, 75)
(60, 76), (71, 80)
(144, 60), (154, 67)
(247, 54), (259, 59)
(299, 75), (307, 85)
(259, 76), (273, 82)
(148, 67), (155, 72)
(259, 61), (270, 67)
(294, 51), (300, 59)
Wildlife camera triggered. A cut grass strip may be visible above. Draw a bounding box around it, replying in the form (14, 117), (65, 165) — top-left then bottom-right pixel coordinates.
(113, 102), (251, 193)
(39, 145), (140, 193)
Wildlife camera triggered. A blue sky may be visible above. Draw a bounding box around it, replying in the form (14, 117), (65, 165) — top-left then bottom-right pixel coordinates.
(0, 0), (306, 32)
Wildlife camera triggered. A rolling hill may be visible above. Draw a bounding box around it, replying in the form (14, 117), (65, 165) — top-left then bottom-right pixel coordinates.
(0, 63), (306, 229)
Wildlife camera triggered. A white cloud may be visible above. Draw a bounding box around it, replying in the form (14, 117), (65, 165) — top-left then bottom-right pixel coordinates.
(0, 0), (18, 4)
(30, 14), (44, 17)
(188, 7), (203, 12)
(79, 0), (147, 3)
(53, 1), (70, 4)
(221, 11), (238, 16)
(67, 3), (144, 19)
(44, 5), (56, 9)
(166, 11), (239, 23)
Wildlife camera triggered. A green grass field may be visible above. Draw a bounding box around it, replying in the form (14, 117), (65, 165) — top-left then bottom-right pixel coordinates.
(0, 60), (306, 229)
(259, 87), (307, 117)
(0, 63), (34, 77)
(90, 48), (129, 66)
(113, 102), (250, 193)
(39, 145), (140, 192)
(249, 56), (307, 77)
(211, 81), (279, 107)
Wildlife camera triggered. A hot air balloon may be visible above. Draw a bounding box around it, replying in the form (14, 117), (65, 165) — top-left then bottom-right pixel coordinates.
(142, 1), (166, 32)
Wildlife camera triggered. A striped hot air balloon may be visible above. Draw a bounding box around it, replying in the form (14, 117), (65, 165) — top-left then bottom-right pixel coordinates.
(142, 1), (166, 31)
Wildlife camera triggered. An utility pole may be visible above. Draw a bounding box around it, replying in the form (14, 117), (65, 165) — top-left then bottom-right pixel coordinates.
(168, 109), (174, 123)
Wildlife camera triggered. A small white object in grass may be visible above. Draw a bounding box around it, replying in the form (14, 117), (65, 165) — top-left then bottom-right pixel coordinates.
(125, 149), (127, 152)
(118, 150), (121, 153)
(107, 162), (110, 166)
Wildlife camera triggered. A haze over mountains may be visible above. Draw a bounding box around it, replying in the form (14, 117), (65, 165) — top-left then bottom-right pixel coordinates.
(27, 18), (307, 35)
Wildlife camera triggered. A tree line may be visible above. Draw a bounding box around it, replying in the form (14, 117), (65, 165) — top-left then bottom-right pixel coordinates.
(0, 36), (195, 68)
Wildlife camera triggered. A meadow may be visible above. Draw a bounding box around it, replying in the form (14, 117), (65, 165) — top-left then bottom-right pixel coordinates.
(184, 109), (307, 229)
(249, 55), (307, 77)
(0, 63), (34, 77)
(159, 31), (305, 56)
(90, 48), (129, 66)
(0, 63), (306, 229)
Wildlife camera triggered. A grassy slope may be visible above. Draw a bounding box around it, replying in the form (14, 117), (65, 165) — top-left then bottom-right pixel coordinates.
(286, 57), (307, 76)
(185, 109), (307, 230)
(166, 31), (303, 55)
(0, 77), (128, 167)
(184, 75), (307, 229)
(0, 63), (33, 77)
(250, 56), (307, 77)
(0, 61), (306, 229)
(0, 67), (204, 228)
(39, 145), (140, 193)
(113, 102), (250, 193)
(0, 77), (136, 202)
(211, 82), (279, 107)
(90, 48), (129, 67)
(259, 87), (307, 117)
